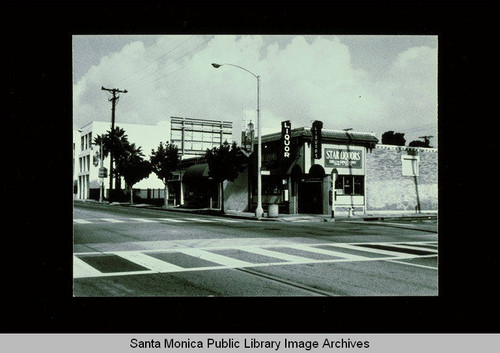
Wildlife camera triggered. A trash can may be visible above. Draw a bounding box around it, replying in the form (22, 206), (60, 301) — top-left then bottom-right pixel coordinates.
(268, 204), (279, 218)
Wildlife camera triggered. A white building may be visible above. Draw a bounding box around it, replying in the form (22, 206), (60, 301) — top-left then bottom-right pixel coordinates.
(75, 120), (170, 200)
(74, 118), (233, 202)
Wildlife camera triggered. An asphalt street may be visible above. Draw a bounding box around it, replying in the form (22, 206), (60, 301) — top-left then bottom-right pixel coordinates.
(73, 202), (438, 296)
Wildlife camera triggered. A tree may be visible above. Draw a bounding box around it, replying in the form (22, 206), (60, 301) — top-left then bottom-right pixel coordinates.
(115, 143), (152, 205)
(381, 131), (406, 146)
(94, 127), (131, 199)
(409, 136), (433, 148)
(205, 141), (247, 213)
(150, 142), (180, 208)
(106, 127), (131, 190)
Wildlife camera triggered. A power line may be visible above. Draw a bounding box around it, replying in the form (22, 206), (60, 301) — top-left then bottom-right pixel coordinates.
(112, 36), (193, 87)
(128, 64), (188, 92)
(125, 36), (213, 91)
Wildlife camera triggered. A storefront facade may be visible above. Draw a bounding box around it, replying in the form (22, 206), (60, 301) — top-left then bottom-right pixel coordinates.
(247, 126), (378, 215)
(166, 124), (438, 216)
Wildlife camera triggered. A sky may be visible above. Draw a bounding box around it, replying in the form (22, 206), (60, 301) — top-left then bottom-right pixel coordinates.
(73, 35), (438, 147)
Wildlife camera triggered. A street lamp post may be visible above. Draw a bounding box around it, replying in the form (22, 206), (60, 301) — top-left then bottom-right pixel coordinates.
(211, 63), (264, 218)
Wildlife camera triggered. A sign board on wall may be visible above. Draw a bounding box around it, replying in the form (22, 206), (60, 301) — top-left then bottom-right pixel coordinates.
(281, 120), (292, 159)
(324, 148), (363, 169)
(311, 120), (323, 159)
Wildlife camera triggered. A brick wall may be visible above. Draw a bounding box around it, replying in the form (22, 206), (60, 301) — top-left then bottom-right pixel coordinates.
(365, 145), (438, 211)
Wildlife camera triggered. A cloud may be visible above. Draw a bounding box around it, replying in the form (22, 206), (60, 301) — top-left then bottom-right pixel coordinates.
(373, 46), (438, 143)
(73, 35), (437, 147)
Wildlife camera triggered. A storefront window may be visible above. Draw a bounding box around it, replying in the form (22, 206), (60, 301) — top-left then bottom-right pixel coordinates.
(335, 175), (364, 196)
(262, 176), (282, 196)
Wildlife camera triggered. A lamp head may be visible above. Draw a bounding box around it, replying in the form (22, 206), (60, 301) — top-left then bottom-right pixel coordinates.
(211, 63), (222, 68)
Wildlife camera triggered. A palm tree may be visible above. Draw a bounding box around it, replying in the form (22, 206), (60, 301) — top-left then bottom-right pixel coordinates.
(93, 127), (131, 200)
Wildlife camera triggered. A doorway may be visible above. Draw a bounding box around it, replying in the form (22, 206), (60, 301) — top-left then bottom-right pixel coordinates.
(298, 180), (323, 214)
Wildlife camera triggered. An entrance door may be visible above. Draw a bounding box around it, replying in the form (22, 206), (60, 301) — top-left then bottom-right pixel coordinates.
(298, 180), (323, 214)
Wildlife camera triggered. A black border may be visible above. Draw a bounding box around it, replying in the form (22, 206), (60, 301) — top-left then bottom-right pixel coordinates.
(2, 2), (499, 333)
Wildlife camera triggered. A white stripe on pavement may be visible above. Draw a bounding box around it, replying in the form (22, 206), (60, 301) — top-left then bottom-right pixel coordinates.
(240, 246), (313, 263)
(73, 219), (93, 224)
(158, 218), (186, 223)
(386, 259), (438, 270)
(128, 218), (158, 223)
(73, 256), (102, 278)
(115, 252), (185, 272)
(100, 218), (126, 223)
(387, 244), (438, 253)
(286, 244), (368, 261)
(183, 217), (214, 223)
(328, 243), (416, 258)
(177, 248), (253, 267)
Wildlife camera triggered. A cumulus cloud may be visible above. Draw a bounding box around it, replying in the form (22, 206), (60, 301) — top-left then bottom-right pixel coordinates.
(73, 35), (437, 146)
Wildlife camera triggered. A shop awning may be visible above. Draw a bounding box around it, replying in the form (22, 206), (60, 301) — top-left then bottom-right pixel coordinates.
(182, 163), (210, 181)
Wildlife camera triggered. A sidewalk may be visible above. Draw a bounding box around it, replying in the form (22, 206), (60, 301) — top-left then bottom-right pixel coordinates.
(74, 199), (437, 223)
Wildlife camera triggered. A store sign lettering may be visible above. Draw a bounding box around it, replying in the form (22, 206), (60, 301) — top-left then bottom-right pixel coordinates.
(281, 120), (291, 159)
(311, 120), (323, 159)
(324, 148), (362, 169)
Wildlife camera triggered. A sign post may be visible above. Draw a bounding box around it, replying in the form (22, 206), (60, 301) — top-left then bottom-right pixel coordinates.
(98, 142), (108, 203)
(331, 168), (338, 219)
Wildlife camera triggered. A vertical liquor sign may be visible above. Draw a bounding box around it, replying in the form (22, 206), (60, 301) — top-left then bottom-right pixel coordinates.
(311, 120), (323, 159)
(281, 120), (292, 159)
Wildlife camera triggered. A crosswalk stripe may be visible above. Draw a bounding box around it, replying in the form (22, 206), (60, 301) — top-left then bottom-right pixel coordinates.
(177, 248), (253, 267)
(286, 244), (368, 261)
(388, 244), (438, 253)
(386, 260), (438, 270)
(74, 241), (438, 279)
(217, 219), (239, 223)
(115, 252), (184, 272)
(330, 243), (416, 258)
(128, 218), (158, 223)
(241, 246), (313, 263)
(183, 217), (214, 223)
(158, 218), (186, 223)
(100, 218), (126, 223)
(73, 219), (93, 224)
(73, 256), (102, 278)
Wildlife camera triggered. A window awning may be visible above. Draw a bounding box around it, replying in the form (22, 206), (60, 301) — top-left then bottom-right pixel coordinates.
(182, 163), (210, 181)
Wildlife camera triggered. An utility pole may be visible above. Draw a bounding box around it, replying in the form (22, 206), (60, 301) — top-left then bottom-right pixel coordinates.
(101, 87), (127, 199)
(419, 135), (434, 147)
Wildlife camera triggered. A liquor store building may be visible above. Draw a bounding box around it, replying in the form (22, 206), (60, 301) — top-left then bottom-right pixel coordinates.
(246, 127), (378, 215)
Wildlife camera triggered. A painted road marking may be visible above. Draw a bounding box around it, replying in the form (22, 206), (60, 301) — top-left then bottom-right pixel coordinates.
(73, 217), (251, 224)
(128, 218), (158, 223)
(73, 256), (102, 277)
(183, 217), (214, 223)
(73, 219), (93, 224)
(177, 248), (253, 268)
(287, 244), (368, 261)
(330, 243), (417, 259)
(100, 218), (126, 223)
(386, 243), (438, 253)
(385, 259), (438, 270)
(240, 246), (314, 263)
(158, 218), (186, 223)
(115, 252), (185, 273)
(74, 241), (439, 279)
